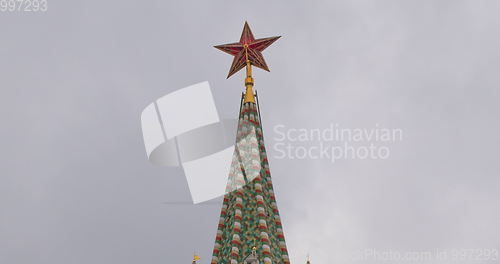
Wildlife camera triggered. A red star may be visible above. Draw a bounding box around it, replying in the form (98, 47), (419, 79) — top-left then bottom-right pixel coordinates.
(214, 22), (280, 78)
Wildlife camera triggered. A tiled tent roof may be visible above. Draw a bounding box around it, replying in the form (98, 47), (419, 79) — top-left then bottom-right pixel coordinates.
(211, 99), (289, 264)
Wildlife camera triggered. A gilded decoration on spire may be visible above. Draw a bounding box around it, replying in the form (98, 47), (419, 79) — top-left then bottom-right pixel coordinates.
(192, 253), (200, 264)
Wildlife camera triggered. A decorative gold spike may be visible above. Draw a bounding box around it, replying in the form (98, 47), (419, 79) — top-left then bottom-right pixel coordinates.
(243, 47), (256, 103)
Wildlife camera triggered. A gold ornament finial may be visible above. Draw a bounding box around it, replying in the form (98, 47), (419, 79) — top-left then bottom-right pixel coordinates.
(192, 252), (200, 263)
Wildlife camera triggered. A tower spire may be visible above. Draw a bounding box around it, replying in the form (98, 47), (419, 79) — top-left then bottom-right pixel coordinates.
(212, 22), (288, 264)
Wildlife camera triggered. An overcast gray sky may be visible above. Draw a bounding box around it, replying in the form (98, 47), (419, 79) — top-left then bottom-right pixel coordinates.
(1, 1), (499, 264)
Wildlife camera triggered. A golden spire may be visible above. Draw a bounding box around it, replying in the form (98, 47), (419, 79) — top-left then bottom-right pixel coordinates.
(243, 45), (256, 103)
